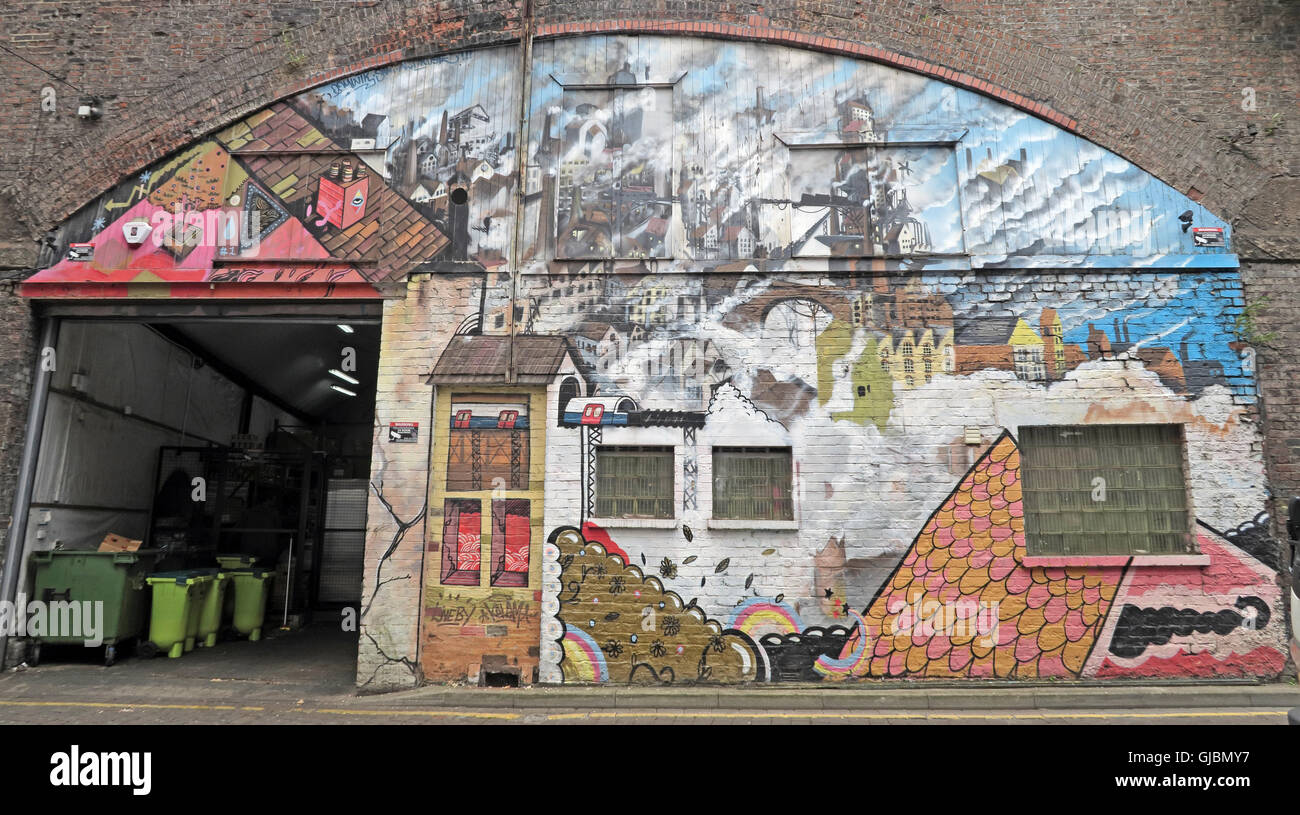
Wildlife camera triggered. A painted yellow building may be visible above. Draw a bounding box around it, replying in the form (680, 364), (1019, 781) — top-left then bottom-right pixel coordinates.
(876, 327), (955, 388)
(422, 334), (581, 684)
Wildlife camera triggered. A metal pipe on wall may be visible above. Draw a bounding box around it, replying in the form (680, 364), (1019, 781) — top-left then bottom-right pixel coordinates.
(505, 0), (535, 385)
(0, 317), (60, 668)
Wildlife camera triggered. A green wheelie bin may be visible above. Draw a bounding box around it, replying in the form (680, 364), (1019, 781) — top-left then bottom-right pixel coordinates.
(194, 568), (231, 648)
(27, 549), (158, 666)
(225, 568), (273, 642)
(214, 556), (255, 623)
(182, 574), (213, 653)
(141, 571), (211, 659)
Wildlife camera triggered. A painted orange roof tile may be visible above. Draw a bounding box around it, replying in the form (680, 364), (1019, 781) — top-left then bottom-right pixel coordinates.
(816, 433), (1124, 680)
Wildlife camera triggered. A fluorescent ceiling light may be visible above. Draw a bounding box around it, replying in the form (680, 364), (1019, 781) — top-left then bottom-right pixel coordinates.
(337, 324), (355, 334)
(329, 369), (360, 385)
(330, 384), (357, 397)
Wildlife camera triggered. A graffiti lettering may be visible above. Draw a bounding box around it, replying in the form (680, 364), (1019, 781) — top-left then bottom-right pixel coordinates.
(427, 594), (535, 628)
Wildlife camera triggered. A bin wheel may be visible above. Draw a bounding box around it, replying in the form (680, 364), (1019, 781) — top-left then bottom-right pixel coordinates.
(137, 642), (158, 659)
(104, 645), (117, 667)
(27, 643), (40, 667)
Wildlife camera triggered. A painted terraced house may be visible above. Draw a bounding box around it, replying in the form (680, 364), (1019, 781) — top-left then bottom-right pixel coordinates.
(1, 6), (1295, 690)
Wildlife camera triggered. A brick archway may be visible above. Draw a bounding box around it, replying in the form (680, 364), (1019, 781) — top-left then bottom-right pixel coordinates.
(9, 1), (1275, 238)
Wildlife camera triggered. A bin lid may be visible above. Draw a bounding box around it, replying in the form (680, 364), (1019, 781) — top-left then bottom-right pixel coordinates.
(224, 567), (274, 578)
(148, 569), (215, 585)
(32, 548), (162, 560)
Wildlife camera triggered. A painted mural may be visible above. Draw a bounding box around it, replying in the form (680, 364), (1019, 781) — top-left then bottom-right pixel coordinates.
(548, 526), (764, 683)
(26, 48), (521, 297)
(27, 35), (1283, 686)
(539, 390), (1282, 684)
(32, 35), (1235, 298)
(520, 36), (1235, 271)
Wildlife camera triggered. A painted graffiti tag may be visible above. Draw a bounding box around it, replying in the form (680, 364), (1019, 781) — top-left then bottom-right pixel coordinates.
(427, 593), (536, 628)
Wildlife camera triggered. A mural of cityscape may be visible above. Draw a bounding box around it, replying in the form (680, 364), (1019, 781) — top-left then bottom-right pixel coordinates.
(29, 35), (1281, 686)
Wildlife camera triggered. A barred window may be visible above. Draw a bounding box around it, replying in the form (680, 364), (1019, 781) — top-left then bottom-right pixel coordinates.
(595, 446), (674, 519)
(712, 447), (794, 521)
(1020, 424), (1193, 556)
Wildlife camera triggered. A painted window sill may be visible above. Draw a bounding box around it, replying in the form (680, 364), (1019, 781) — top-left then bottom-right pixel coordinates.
(588, 517), (679, 529)
(707, 519), (799, 531)
(1021, 554), (1210, 568)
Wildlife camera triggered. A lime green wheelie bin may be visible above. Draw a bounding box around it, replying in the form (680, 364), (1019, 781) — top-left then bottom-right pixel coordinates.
(182, 574), (213, 653)
(27, 549), (158, 666)
(194, 568), (231, 648)
(142, 571), (212, 658)
(226, 568), (273, 642)
(215, 555), (254, 623)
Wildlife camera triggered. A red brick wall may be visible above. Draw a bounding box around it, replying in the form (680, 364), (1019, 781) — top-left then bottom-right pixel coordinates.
(1, 1), (1294, 248)
(0, 283), (36, 532)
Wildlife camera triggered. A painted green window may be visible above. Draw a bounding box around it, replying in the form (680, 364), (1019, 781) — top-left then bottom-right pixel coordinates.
(1020, 424), (1193, 556)
(712, 447), (794, 521)
(595, 446), (675, 519)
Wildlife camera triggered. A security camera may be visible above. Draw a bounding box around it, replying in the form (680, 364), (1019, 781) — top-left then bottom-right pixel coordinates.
(77, 97), (101, 121)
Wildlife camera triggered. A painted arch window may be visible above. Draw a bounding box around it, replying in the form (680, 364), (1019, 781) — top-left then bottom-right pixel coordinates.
(1019, 424), (1195, 557)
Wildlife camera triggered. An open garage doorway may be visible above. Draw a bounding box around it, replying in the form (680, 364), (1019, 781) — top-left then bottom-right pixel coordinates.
(11, 304), (381, 692)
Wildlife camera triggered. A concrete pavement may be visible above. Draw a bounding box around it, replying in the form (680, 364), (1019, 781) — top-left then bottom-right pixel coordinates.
(359, 681), (1300, 711)
(0, 621), (1295, 723)
(1, 664), (1296, 724)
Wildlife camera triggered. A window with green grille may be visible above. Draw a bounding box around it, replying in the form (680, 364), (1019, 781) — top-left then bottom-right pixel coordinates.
(594, 447), (675, 519)
(1019, 424), (1194, 556)
(712, 447), (794, 521)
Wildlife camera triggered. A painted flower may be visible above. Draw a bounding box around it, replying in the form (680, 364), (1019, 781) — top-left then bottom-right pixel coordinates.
(659, 557), (678, 579)
(649, 640), (667, 658)
(662, 615), (681, 637)
(601, 640), (624, 658)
